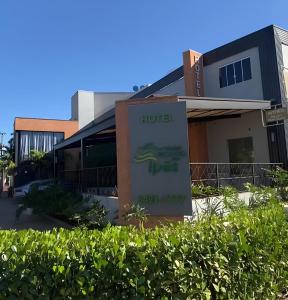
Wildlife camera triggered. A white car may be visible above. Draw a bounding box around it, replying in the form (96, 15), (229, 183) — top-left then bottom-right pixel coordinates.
(14, 179), (54, 198)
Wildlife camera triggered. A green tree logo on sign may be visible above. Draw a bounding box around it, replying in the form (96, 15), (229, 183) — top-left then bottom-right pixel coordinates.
(134, 143), (185, 175)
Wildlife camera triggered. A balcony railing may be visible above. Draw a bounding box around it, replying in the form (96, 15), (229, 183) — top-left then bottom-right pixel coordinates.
(58, 166), (117, 196)
(190, 163), (282, 190)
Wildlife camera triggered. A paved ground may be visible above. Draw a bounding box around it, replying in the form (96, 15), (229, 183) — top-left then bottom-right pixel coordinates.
(0, 192), (67, 230)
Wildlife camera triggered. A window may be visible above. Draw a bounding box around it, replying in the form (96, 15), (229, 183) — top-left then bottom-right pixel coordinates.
(19, 131), (64, 162)
(242, 58), (252, 81)
(219, 67), (227, 88)
(227, 64), (235, 86)
(234, 61), (243, 83)
(219, 57), (252, 88)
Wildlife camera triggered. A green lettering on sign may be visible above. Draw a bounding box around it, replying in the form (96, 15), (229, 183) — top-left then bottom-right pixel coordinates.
(134, 143), (185, 175)
(140, 113), (174, 124)
(138, 194), (186, 205)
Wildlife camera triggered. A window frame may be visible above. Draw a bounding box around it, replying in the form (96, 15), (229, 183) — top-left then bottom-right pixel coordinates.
(17, 130), (65, 163)
(218, 56), (252, 88)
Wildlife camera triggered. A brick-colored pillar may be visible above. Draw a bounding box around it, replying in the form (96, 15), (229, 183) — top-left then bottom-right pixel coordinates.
(183, 50), (209, 165)
(183, 50), (204, 97)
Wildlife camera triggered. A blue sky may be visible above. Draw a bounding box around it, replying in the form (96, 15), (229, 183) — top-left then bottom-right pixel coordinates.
(1, 0), (288, 143)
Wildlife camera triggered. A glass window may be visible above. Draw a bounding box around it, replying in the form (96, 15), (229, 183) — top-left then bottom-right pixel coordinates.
(242, 58), (252, 81)
(19, 131), (64, 162)
(234, 61), (243, 83)
(54, 132), (64, 145)
(219, 67), (227, 88)
(219, 57), (252, 88)
(227, 64), (235, 86)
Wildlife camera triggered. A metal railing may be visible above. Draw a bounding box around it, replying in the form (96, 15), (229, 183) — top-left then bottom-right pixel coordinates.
(58, 163), (281, 196)
(58, 166), (117, 196)
(190, 163), (282, 190)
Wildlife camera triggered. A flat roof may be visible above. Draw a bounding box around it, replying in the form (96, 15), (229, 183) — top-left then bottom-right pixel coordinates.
(14, 117), (77, 122)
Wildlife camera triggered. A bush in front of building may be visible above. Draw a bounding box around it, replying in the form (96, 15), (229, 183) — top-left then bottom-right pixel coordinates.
(268, 166), (288, 202)
(191, 183), (224, 198)
(16, 185), (108, 229)
(1, 200), (288, 299)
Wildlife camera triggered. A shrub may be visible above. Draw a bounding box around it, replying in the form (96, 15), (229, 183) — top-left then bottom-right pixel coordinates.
(245, 183), (279, 209)
(65, 199), (108, 229)
(16, 185), (83, 218)
(191, 183), (223, 198)
(267, 166), (288, 201)
(16, 185), (108, 229)
(123, 204), (148, 227)
(1, 202), (288, 299)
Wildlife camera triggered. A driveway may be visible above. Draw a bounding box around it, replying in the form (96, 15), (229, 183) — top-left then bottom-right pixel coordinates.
(0, 193), (69, 230)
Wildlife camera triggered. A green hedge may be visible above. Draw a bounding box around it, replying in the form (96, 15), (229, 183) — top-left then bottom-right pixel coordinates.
(1, 202), (288, 299)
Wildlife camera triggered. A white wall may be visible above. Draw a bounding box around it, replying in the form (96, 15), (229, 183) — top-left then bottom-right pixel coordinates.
(281, 44), (288, 99)
(206, 111), (269, 163)
(204, 47), (264, 100)
(78, 91), (95, 129)
(71, 91), (132, 129)
(93, 92), (132, 119)
(282, 44), (288, 68)
(155, 77), (185, 96)
(281, 44), (288, 162)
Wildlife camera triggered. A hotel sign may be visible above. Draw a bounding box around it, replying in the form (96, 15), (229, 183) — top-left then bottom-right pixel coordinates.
(194, 54), (203, 97)
(128, 102), (192, 216)
(265, 107), (288, 123)
(183, 50), (204, 97)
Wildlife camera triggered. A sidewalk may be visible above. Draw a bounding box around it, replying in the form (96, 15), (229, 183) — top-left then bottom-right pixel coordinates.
(0, 193), (69, 230)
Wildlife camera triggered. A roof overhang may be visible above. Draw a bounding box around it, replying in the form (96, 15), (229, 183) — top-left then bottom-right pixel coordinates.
(55, 96), (270, 151)
(54, 115), (115, 150)
(179, 96), (271, 119)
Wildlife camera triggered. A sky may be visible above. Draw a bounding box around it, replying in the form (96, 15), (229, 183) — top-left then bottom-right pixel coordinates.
(1, 0), (288, 143)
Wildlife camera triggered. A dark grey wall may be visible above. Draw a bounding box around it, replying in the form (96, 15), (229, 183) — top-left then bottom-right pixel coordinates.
(274, 27), (288, 105)
(203, 25), (288, 166)
(204, 25), (282, 105)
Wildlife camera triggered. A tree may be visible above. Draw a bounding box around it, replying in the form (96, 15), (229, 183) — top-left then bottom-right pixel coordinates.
(0, 137), (16, 188)
(29, 150), (53, 179)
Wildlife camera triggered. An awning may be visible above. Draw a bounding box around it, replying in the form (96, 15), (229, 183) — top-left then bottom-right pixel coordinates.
(54, 109), (115, 150)
(55, 96), (271, 151)
(179, 96), (271, 119)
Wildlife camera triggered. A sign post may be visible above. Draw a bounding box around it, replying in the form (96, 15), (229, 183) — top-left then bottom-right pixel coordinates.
(128, 101), (192, 216)
(116, 97), (192, 226)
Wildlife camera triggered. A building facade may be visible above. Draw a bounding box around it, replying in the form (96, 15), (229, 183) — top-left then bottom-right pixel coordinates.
(14, 117), (79, 166)
(71, 91), (133, 129)
(123, 25), (288, 166)
(14, 25), (288, 202)
(52, 24), (288, 224)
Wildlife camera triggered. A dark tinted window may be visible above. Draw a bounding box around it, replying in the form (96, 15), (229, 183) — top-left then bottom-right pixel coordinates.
(219, 57), (252, 88)
(219, 67), (227, 88)
(242, 58), (252, 81)
(234, 61), (243, 83)
(227, 64), (235, 86)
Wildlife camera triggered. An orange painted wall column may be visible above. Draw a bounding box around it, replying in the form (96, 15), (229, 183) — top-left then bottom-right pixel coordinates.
(183, 50), (209, 164)
(115, 100), (132, 225)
